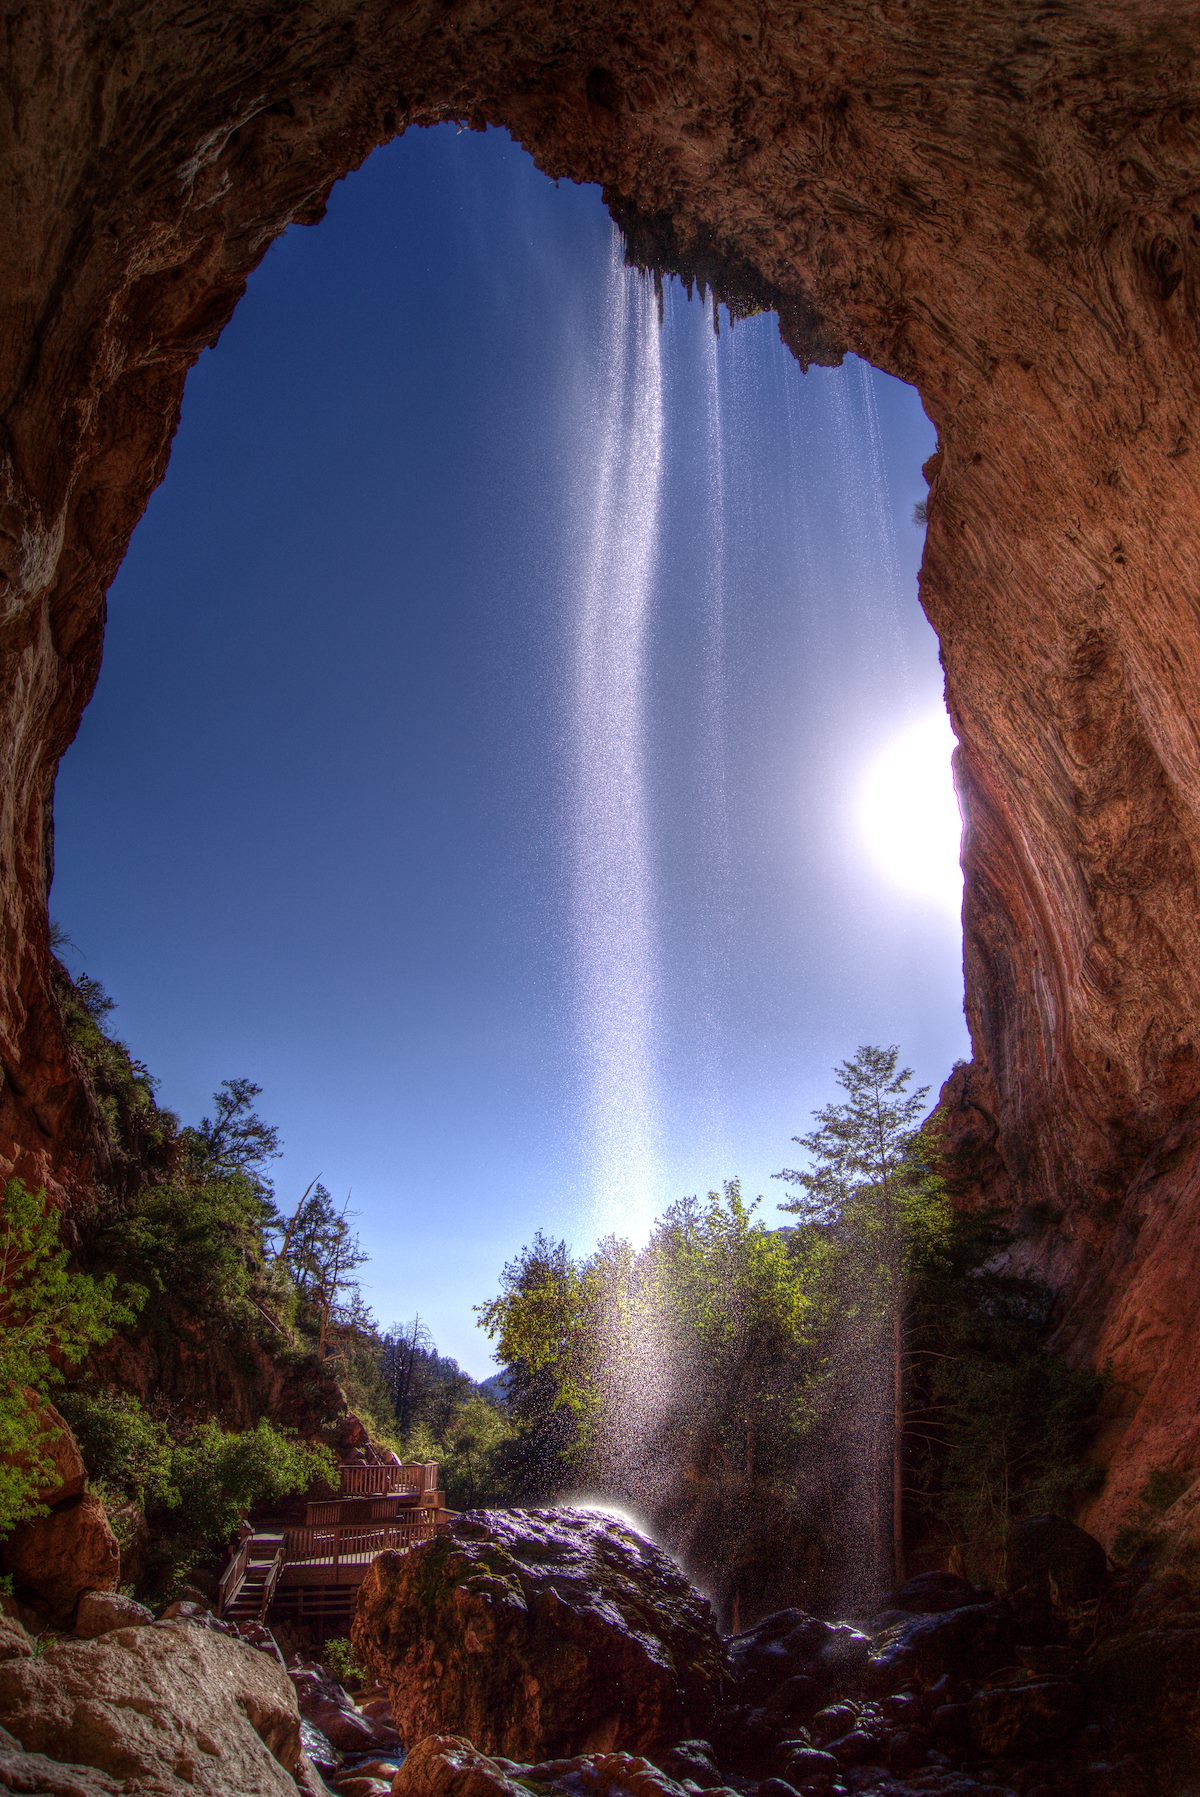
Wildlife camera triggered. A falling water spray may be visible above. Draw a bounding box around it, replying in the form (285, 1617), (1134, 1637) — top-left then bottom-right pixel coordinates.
(571, 240), (664, 1241)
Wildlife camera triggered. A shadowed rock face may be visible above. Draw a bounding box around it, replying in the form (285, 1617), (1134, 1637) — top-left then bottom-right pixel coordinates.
(351, 1506), (725, 1757)
(3, 2), (1200, 1533)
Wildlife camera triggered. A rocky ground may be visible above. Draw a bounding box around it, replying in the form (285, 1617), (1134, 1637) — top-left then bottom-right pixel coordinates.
(0, 1506), (1196, 1796)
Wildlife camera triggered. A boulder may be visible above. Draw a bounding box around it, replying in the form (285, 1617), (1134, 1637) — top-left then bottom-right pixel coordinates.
(885, 1571), (989, 1615)
(726, 1609), (871, 1708)
(1006, 1515), (1108, 1608)
(73, 1590), (153, 1637)
(0, 1620), (302, 1794)
(1085, 1620), (1200, 1769)
(0, 1725), (124, 1796)
(867, 1602), (1016, 1689)
(967, 1678), (1085, 1756)
(288, 1661), (400, 1753)
(391, 1735), (713, 1797)
(0, 1612), (34, 1663)
(352, 1507), (725, 1760)
(19, 1397), (88, 1505)
(1, 1494), (119, 1624)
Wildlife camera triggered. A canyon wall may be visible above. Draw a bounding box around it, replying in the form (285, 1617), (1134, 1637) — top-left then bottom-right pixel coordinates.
(2, 0), (1199, 1538)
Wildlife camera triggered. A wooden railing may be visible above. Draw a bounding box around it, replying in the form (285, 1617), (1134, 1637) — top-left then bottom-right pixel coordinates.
(283, 1510), (440, 1580)
(337, 1460), (439, 1498)
(259, 1545), (285, 1618)
(218, 1531), (253, 1614)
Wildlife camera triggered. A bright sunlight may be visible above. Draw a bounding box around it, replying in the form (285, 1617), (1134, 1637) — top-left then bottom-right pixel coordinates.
(859, 708), (964, 913)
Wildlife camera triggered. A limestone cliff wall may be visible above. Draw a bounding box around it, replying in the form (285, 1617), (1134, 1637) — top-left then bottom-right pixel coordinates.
(2, 0), (1199, 1538)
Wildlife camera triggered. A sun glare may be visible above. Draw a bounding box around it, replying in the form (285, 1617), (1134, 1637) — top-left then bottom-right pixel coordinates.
(859, 708), (963, 913)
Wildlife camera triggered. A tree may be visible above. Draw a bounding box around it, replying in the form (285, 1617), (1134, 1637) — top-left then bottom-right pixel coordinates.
(774, 1045), (949, 1588)
(0, 1180), (134, 1535)
(182, 1078), (281, 1218)
(278, 1181), (367, 1356)
(380, 1316), (436, 1434)
(476, 1232), (597, 1498)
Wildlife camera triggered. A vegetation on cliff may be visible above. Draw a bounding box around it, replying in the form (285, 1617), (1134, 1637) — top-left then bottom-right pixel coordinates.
(0, 955), (512, 1600)
(0, 1178), (135, 1533)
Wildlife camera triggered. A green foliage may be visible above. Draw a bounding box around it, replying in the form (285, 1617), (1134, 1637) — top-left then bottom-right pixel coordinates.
(0, 1180), (134, 1536)
(437, 1395), (515, 1509)
(480, 1046), (1105, 1619)
(56, 1390), (177, 1510)
(57, 1387), (335, 1594)
(164, 1419), (333, 1567)
(323, 1636), (364, 1686)
(910, 1268), (1104, 1568)
(55, 966), (178, 1173)
(479, 1183), (821, 1616)
(95, 1177), (270, 1331)
(180, 1078), (281, 1208)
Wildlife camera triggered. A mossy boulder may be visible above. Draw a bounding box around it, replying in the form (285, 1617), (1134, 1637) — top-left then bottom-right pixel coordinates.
(351, 1506), (724, 1759)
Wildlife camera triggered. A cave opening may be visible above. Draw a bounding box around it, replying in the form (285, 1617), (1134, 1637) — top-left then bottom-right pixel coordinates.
(48, 124), (965, 1377)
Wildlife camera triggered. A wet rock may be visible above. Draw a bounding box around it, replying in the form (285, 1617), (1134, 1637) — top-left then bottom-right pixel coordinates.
(766, 1673), (820, 1716)
(333, 1779), (390, 1797)
(0, 1620), (302, 1793)
(352, 1506), (724, 1759)
(1082, 1758), (1154, 1797)
(73, 1589), (153, 1637)
(884, 1725), (929, 1772)
(288, 1661), (400, 1754)
(810, 1703), (858, 1744)
(867, 1603), (1015, 1688)
(345, 1757), (404, 1780)
(825, 1727), (877, 1766)
(967, 1678), (1085, 1756)
(930, 1703), (970, 1750)
(1, 1494), (119, 1626)
(1006, 1515), (1108, 1608)
(391, 1734), (707, 1796)
(778, 1741), (839, 1782)
(657, 1738), (725, 1787)
(1013, 1642), (1079, 1678)
(728, 1610), (870, 1708)
(299, 1719), (337, 1773)
(885, 1572), (989, 1615)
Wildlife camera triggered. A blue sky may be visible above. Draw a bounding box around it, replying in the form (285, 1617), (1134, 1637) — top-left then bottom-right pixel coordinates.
(51, 126), (968, 1376)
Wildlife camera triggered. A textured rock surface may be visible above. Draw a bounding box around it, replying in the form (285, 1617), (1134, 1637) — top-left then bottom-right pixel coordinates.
(0, 1724), (124, 1797)
(73, 1592), (155, 1639)
(1, 1494), (119, 1626)
(352, 1506), (724, 1758)
(0, 1620), (302, 1795)
(3, 2), (1200, 1532)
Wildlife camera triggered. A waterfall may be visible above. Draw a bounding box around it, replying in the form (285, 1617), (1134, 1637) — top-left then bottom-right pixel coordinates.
(570, 241), (664, 1239)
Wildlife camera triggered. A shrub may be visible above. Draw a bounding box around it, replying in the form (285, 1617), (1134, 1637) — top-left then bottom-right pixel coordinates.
(56, 1390), (176, 1510)
(97, 1178), (269, 1328)
(161, 1419), (334, 1572)
(323, 1636), (364, 1686)
(0, 1180), (134, 1536)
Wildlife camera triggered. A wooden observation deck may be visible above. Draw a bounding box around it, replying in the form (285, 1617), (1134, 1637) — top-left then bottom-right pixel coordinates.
(219, 1454), (447, 1631)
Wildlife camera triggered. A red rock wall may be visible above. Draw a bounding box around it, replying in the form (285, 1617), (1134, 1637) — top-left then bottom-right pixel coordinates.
(3, 0), (1200, 1538)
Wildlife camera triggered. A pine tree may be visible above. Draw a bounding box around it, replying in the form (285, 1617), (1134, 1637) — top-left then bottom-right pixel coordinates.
(775, 1045), (949, 1588)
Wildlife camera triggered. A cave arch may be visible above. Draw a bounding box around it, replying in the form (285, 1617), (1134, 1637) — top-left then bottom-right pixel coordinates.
(3, 1), (1200, 1537)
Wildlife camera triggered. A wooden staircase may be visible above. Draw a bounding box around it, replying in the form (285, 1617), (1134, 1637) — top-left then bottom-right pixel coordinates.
(218, 1529), (285, 1623)
(218, 1458), (449, 1627)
